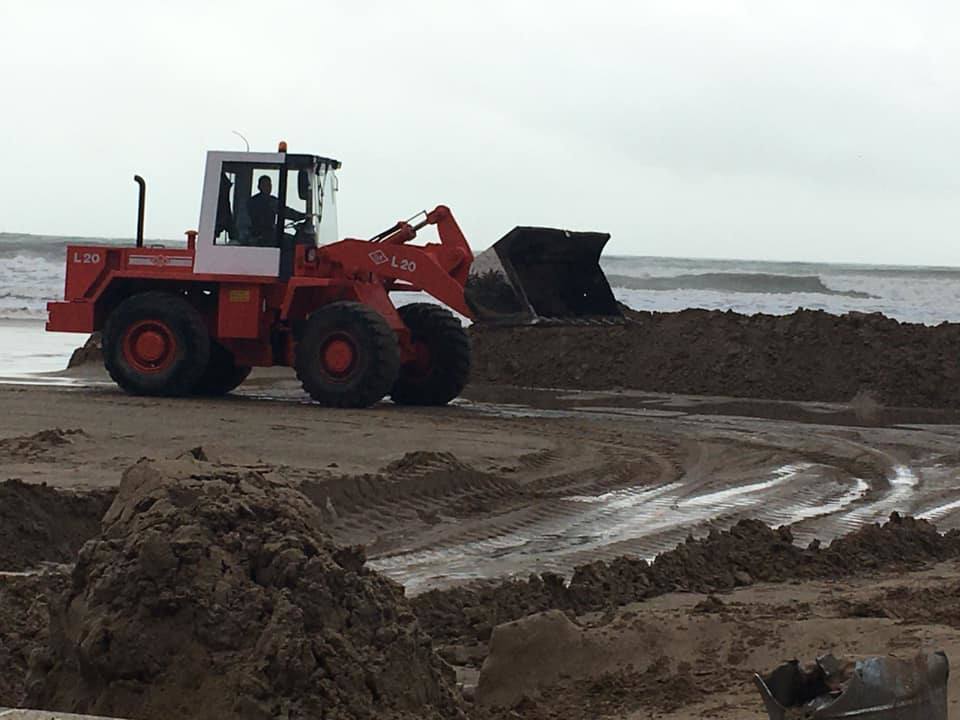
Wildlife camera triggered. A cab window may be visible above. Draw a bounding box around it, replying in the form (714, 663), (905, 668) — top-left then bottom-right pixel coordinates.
(215, 164), (283, 247)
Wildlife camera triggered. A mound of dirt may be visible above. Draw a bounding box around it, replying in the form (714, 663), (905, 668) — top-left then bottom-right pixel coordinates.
(635, 512), (960, 595)
(66, 332), (102, 369)
(26, 459), (464, 720)
(0, 569), (68, 707)
(836, 583), (960, 627)
(413, 574), (570, 645)
(477, 669), (701, 719)
(0, 479), (114, 572)
(471, 609), (718, 717)
(413, 514), (960, 645)
(470, 308), (960, 408)
(476, 664), (704, 720)
(0, 428), (87, 460)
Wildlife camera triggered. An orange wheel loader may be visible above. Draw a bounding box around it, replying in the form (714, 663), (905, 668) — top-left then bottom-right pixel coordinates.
(46, 143), (621, 407)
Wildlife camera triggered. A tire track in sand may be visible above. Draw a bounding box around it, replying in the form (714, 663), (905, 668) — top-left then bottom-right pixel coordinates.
(361, 422), (960, 592)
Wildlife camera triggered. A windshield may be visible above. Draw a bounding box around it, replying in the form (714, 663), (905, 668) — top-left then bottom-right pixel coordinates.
(313, 164), (339, 247)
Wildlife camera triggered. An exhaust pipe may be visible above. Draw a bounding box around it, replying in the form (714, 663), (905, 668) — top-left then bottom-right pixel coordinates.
(134, 175), (146, 248)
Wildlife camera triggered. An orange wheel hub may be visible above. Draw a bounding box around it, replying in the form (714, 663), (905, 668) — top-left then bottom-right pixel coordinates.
(122, 320), (177, 373)
(322, 335), (357, 377)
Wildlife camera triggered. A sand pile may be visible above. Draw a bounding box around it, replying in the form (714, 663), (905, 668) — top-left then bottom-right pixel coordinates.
(26, 459), (464, 720)
(837, 582), (960, 627)
(477, 664), (702, 720)
(0, 428), (88, 460)
(0, 478), (114, 572)
(0, 570), (68, 707)
(470, 308), (960, 408)
(66, 332), (102, 369)
(472, 609), (705, 715)
(413, 514), (960, 645)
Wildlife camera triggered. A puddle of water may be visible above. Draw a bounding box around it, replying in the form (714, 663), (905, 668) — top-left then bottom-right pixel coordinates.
(914, 467), (960, 523)
(836, 464), (920, 528)
(917, 498), (960, 522)
(890, 464), (919, 487)
(371, 463), (874, 593)
(677, 464), (807, 508)
(0, 375), (111, 388)
(784, 479), (870, 524)
(577, 406), (688, 418)
(566, 482), (685, 506)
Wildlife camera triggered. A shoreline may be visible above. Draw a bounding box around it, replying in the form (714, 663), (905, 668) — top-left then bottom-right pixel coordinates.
(0, 320), (84, 376)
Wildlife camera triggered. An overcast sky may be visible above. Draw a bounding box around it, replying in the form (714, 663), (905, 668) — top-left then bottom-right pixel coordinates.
(2, 1), (958, 264)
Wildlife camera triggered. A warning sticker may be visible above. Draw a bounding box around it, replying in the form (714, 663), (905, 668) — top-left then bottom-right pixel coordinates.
(228, 289), (251, 303)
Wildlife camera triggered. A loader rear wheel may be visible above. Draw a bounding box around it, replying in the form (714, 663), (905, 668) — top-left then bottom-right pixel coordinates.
(390, 303), (470, 406)
(193, 342), (251, 396)
(295, 302), (401, 408)
(103, 291), (210, 397)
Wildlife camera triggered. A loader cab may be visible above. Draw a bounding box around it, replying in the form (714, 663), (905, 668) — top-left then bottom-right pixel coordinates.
(194, 150), (340, 277)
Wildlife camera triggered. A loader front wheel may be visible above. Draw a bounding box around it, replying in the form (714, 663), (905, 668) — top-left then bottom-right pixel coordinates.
(103, 291), (210, 397)
(193, 342), (251, 396)
(391, 303), (470, 406)
(295, 302), (401, 408)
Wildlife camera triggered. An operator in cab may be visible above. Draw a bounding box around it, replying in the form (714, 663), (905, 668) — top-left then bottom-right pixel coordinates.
(247, 175), (305, 246)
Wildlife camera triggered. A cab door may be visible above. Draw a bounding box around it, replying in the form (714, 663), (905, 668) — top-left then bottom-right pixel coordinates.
(193, 151), (285, 277)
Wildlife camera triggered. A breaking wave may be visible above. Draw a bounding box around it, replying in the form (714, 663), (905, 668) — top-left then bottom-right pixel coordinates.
(606, 272), (878, 298)
(1, 233), (958, 325)
(0, 233), (133, 320)
(0, 233), (130, 262)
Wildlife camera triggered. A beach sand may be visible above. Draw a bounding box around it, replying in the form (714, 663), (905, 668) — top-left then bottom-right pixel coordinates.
(4, 365), (960, 717)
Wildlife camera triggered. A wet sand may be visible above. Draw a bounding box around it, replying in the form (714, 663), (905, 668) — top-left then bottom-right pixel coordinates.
(4, 375), (960, 717)
(0, 320), (80, 376)
(4, 375), (960, 590)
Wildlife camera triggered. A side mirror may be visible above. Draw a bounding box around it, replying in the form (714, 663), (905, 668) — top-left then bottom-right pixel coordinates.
(297, 170), (310, 201)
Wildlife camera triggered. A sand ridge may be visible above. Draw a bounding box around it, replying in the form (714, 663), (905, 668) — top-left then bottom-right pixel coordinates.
(471, 307), (960, 408)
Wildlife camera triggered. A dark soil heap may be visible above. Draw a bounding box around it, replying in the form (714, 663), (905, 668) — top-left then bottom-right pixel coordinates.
(26, 459), (464, 720)
(413, 514), (960, 644)
(470, 308), (960, 408)
(66, 332), (102, 369)
(0, 478), (114, 572)
(0, 570), (68, 707)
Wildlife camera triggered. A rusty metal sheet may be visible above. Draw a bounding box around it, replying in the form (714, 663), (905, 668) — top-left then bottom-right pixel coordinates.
(754, 651), (948, 719)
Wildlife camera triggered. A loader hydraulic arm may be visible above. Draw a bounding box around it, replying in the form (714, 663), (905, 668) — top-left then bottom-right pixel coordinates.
(319, 205), (476, 318)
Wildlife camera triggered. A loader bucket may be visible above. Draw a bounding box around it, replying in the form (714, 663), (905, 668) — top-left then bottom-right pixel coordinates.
(465, 226), (623, 325)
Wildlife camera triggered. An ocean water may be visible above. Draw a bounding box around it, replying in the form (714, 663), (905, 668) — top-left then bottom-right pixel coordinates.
(602, 256), (960, 325)
(3, 231), (960, 373)
(0, 233), (134, 321)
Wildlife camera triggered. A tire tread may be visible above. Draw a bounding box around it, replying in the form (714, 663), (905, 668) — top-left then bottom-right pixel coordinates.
(391, 303), (470, 406)
(295, 301), (401, 408)
(102, 291), (210, 397)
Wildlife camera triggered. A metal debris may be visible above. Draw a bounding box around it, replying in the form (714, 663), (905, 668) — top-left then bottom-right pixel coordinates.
(754, 651), (948, 719)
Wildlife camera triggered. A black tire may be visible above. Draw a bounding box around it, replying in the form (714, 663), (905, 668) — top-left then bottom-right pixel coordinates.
(390, 303), (470, 406)
(103, 291), (210, 397)
(193, 342), (251, 396)
(295, 301), (401, 408)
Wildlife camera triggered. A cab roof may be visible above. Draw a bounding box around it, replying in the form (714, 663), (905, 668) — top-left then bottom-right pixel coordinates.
(286, 153), (342, 170)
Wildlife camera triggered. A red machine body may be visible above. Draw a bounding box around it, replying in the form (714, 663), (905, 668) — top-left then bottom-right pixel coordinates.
(47, 206), (473, 371)
(46, 146), (618, 406)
